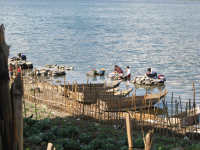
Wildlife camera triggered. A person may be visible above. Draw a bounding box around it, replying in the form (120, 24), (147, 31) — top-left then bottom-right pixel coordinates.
(124, 66), (131, 81)
(17, 66), (21, 75)
(146, 68), (152, 77)
(114, 65), (123, 74)
(9, 63), (13, 79)
(114, 65), (124, 79)
(146, 68), (157, 78)
(99, 68), (105, 76)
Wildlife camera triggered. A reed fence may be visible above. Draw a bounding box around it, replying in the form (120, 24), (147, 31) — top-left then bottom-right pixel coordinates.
(22, 75), (200, 139)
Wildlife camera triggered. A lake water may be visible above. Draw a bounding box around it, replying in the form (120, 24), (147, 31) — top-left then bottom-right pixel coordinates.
(1, 0), (200, 104)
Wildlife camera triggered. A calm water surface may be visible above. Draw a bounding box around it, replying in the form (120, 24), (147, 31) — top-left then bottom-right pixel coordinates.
(1, 0), (200, 103)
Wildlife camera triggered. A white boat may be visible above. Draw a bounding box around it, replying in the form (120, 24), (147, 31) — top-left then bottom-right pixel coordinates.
(133, 74), (166, 86)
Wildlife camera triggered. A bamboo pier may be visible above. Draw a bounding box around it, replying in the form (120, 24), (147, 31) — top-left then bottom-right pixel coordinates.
(22, 75), (200, 139)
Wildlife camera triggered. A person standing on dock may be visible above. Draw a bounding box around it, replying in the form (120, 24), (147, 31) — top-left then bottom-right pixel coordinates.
(124, 66), (131, 81)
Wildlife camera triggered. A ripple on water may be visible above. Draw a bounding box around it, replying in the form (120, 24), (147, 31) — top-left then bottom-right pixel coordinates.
(1, 0), (200, 104)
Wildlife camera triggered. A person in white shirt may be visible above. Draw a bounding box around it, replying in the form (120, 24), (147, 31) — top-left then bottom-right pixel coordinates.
(124, 66), (131, 81)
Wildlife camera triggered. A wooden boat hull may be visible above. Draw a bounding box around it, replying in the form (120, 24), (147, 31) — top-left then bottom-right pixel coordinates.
(98, 90), (168, 111)
(106, 88), (133, 97)
(62, 82), (121, 104)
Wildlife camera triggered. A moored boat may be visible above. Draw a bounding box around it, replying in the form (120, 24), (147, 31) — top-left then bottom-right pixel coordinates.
(106, 87), (133, 97)
(61, 81), (122, 104)
(98, 89), (168, 111)
(104, 80), (121, 88)
(133, 75), (166, 86)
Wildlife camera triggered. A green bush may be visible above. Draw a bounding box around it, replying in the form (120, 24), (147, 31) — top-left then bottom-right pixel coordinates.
(79, 133), (92, 144)
(134, 137), (144, 148)
(185, 143), (200, 150)
(63, 139), (80, 150)
(97, 132), (109, 139)
(80, 145), (92, 150)
(120, 145), (128, 150)
(118, 136), (128, 145)
(54, 144), (64, 150)
(153, 144), (169, 150)
(102, 143), (116, 150)
(55, 138), (68, 145)
(24, 126), (40, 137)
(55, 126), (79, 138)
(38, 118), (51, 130)
(24, 117), (37, 126)
(89, 138), (105, 149)
(43, 132), (56, 141)
(27, 135), (42, 144)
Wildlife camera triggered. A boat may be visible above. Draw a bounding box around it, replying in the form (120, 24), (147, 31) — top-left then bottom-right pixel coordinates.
(172, 106), (200, 127)
(98, 89), (168, 111)
(8, 53), (34, 69)
(52, 70), (66, 77)
(61, 81), (121, 104)
(45, 64), (74, 71)
(108, 72), (123, 80)
(104, 80), (121, 88)
(86, 68), (105, 76)
(133, 74), (166, 86)
(134, 83), (166, 91)
(86, 70), (98, 76)
(106, 87), (133, 97)
(9, 58), (33, 69)
(106, 87), (120, 93)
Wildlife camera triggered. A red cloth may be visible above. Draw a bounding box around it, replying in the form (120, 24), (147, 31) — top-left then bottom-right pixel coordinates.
(17, 67), (21, 73)
(9, 65), (13, 72)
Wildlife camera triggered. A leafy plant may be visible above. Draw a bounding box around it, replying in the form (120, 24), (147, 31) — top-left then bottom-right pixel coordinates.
(38, 118), (51, 130)
(27, 135), (42, 144)
(79, 133), (92, 144)
(63, 139), (80, 150)
(89, 138), (105, 149)
(186, 143), (200, 150)
(134, 137), (144, 148)
(55, 126), (79, 138)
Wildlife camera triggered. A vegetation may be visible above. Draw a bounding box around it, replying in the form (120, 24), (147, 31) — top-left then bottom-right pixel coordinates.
(23, 101), (200, 150)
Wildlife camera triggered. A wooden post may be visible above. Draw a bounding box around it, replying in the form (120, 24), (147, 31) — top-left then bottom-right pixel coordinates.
(47, 142), (56, 150)
(11, 73), (24, 150)
(0, 24), (23, 150)
(125, 113), (133, 150)
(143, 129), (154, 150)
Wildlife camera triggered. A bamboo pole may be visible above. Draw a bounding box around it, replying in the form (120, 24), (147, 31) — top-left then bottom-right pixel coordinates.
(34, 89), (38, 120)
(125, 113), (133, 150)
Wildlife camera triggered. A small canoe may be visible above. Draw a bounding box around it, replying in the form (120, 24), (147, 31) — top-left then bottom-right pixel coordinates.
(106, 87), (120, 93)
(86, 69), (105, 76)
(112, 88), (133, 97)
(86, 70), (97, 76)
(52, 70), (66, 77)
(104, 80), (121, 89)
(99, 89), (168, 112)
